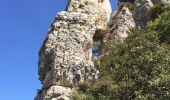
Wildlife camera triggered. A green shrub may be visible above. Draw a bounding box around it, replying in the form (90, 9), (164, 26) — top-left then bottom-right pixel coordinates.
(150, 3), (164, 20)
(98, 94), (111, 100)
(118, 2), (135, 11)
(78, 82), (90, 93)
(148, 4), (170, 44)
(101, 28), (170, 99)
(118, 0), (135, 3)
(74, 4), (170, 100)
(72, 92), (81, 100)
(82, 94), (95, 100)
(88, 78), (117, 99)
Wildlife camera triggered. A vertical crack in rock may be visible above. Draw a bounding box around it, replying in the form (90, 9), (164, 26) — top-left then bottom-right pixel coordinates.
(35, 0), (111, 100)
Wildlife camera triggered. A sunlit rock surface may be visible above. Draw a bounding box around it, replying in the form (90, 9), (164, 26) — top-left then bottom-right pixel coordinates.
(35, 0), (170, 99)
(108, 0), (170, 42)
(35, 0), (111, 100)
(105, 7), (135, 42)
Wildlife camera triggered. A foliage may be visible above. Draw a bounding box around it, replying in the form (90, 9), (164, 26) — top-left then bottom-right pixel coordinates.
(101, 9), (170, 97)
(118, 0), (135, 3)
(118, 2), (135, 11)
(76, 77), (117, 100)
(150, 3), (165, 20)
(89, 78), (117, 98)
(75, 4), (170, 100)
(78, 82), (90, 93)
(102, 28), (170, 99)
(148, 5), (170, 44)
(72, 92), (81, 100)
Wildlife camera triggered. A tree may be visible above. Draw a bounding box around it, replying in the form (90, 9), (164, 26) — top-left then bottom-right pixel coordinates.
(148, 5), (170, 44)
(101, 28), (170, 99)
(76, 4), (170, 100)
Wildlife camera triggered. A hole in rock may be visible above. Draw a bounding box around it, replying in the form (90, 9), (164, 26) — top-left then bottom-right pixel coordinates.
(92, 30), (103, 58)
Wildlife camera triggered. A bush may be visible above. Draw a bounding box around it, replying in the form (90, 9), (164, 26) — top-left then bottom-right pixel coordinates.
(74, 4), (170, 100)
(118, 0), (135, 3)
(76, 77), (117, 100)
(148, 5), (170, 44)
(118, 2), (135, 11)
(72, 92), (81, 100)
(150, 3), (164, 20)
(82, 94), (95, 100)
(78, 82), (90, 93)
(101, 28), (170, 99)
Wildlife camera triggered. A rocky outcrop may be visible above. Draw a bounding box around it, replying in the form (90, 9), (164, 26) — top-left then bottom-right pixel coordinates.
(35, 0), (111, 100)
(105, 6), (136, 42)
(107, 0), (170, 42)
(133, 0), (153, 28)
(35, 86), (72, 100)
(35, 0), (170, 99)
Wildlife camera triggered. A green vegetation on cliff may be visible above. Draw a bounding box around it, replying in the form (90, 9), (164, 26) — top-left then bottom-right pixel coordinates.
(73, 4), (170, 100)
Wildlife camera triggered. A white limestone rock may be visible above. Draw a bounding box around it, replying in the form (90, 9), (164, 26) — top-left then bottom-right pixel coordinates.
(35, 86), (72, 100)
(36, 0), (170, 99)
(36, 0), (112, 99)
(105, 7), (135, 42)
(96, 0), (112, 30)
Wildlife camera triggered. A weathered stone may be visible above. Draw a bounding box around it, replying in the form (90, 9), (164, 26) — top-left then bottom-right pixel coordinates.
(35, 0), (111, 100)
(36, 0), (170, 99)
(105, 7), (135, 42)
(133, 0), (153, 28)
(35, 86), (71, 100)
(107, 0), (170, 42)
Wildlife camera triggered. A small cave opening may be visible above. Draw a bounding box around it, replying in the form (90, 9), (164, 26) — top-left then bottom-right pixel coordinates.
(92, 40), (101, 58)
(92, 30), (103, 58)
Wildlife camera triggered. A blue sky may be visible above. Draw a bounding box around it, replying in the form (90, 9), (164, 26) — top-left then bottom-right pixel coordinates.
(0, 0), (117, 100)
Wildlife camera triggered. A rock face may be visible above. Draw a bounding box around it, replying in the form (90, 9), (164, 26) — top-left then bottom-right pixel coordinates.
(133, 0), (153, 28)
(35, 0), (111, 100)
(35, 86), (72, 100)
(107, 0), (170, 42)
(105, 7), (136, 42)
(35, 0), (170, 99)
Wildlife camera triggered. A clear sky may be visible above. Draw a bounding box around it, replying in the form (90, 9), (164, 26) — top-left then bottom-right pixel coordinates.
(0, 0), (117, 100)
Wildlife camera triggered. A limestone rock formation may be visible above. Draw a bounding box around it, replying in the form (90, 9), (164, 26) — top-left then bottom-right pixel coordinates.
(35, 0), (170, 100)
(35, 86), (72, 100)
(105, 6), (136, 42)
(35, 0), (111, 100)
(107, 0), (170, 42)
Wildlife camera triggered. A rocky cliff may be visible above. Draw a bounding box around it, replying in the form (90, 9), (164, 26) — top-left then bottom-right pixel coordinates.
(35, 0), (170, 100)
(35, 0), (111, 100)
(107, 0), (170, 42)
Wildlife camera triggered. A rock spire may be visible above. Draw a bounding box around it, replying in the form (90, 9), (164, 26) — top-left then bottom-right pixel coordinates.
(35, 0), (111, 100)
(35, 0), (170, 100)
